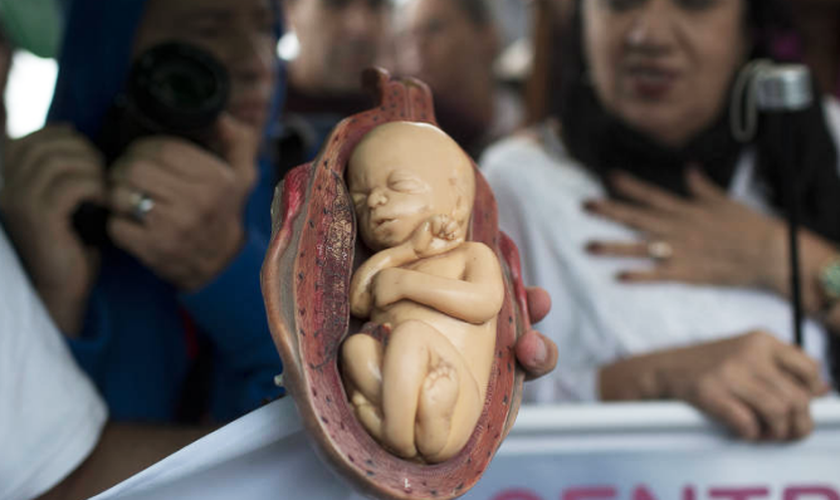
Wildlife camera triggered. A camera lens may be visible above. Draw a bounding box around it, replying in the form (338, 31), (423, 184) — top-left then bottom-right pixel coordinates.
(129, 41), (230, 134)
(152, 66), (215, 108)
(74, 42), (230, 247)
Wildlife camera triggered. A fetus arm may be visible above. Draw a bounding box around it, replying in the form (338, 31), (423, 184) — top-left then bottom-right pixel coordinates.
(373, 244), (504, 324)
(349, 242), (418, 317)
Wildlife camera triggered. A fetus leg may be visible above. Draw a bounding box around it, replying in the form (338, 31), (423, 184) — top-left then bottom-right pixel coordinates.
(381, 320), (475, 461)
(341, 333), (385, 440)
(415, 332), (481, 463)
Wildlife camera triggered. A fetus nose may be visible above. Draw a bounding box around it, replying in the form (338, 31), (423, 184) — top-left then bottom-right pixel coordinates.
(368, 189), (388, 208)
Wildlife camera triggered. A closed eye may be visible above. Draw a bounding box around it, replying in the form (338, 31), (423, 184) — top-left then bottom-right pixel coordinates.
(389, 179), (428, 193)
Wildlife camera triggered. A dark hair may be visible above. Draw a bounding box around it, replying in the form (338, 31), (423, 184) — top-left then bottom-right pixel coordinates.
(452, 0), (493, 27)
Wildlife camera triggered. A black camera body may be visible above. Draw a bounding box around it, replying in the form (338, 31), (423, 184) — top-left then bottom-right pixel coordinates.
(73, 41), (230, 246)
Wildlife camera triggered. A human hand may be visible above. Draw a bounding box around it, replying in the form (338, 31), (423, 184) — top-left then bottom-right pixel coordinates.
(107, 115), (259, 291)
(0, 125), (106, 335)
(410, 214), (461, 259)
(349, 214), (459, 318)
(584, 168), (786, 291)
(515, 287), (558, 381)
(602, 331), (829, 441)
(349, 268), (375, 318)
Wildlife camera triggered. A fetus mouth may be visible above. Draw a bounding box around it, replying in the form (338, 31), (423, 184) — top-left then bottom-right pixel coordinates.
(373, 217), (396, 229)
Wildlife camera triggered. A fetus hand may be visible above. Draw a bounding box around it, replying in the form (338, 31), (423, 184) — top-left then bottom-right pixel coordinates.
(410, 214), (461, 259)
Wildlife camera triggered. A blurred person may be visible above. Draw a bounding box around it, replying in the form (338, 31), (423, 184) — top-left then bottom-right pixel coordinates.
(523, 0), (572, 125)
(283, 0), (389, 94)
(396, 0), (523, 156)
(277, 0), (391, 176)
(0, 0), (285, 423)
(482, 0), (840, 441)
(0, 224), (211, 500)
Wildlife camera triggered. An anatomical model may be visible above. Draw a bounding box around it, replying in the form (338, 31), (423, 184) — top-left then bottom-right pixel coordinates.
(261, 68), (530, 500)
(341, 122), (504, 463)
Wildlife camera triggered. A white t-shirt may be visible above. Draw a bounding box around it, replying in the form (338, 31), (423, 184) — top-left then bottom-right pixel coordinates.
(0, 229), (108, 500)
(480, 100), (840, 404)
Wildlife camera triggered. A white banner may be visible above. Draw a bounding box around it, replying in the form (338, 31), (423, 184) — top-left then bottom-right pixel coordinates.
(94, 397), (840, 500)
(466, 402), (840, 500)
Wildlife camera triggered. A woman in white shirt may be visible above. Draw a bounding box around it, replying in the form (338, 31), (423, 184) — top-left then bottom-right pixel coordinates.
(482, 0), (840, 441)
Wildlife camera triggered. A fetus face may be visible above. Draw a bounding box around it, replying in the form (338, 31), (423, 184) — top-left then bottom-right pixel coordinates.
(348, 122), (472, 251)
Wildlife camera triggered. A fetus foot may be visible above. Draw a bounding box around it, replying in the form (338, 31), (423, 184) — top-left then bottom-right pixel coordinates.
(351, 390), (384, 442)
(415, 362), (460, 459)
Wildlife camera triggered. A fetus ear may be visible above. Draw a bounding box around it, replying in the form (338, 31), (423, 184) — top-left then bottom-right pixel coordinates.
(451, 192), (471, 231)
(449, 168), (475, 233)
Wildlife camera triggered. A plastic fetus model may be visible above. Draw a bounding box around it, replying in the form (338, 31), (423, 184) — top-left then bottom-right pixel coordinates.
(262, 68), (531, 500)
(341, 122), (504, 464)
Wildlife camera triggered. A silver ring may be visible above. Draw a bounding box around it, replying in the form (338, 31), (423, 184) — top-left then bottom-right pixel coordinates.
(130, 191), (155, 223)
(647, 241), (673, 262)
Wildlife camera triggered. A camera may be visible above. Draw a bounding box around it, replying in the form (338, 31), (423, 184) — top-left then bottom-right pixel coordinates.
(73, 41), (230, 246)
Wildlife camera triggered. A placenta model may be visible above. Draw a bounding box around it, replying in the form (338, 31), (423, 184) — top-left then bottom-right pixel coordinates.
(341, 121), (504, 463)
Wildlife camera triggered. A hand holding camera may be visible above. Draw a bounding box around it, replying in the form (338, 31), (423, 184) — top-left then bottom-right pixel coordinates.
(0, 125), (106, 336)
(0, 42), (260, 332)
(107, 114), (259, 291)
(95, 41), (260, 290)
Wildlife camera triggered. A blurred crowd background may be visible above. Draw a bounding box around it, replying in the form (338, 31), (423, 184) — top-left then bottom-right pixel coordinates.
(3, 0), (840, 498)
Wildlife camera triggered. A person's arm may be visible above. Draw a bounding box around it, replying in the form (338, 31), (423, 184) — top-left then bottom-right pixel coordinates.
(583, 168), (840, 330)
(38, 423), (214, 500)
(349, 240), (422, 318)
(0, 125), (107, 336)
(599, 331), (829, 441)
(350, 214), (466, 318)
(372, 244), (505, 324)
(103, 117), (282, 416)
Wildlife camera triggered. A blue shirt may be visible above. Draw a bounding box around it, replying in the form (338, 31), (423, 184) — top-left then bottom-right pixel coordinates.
(47, 0), (285, 422)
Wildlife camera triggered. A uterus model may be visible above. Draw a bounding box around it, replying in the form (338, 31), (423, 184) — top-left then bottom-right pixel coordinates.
(262, 68), (531, 500)
(342, 122), (504, 464)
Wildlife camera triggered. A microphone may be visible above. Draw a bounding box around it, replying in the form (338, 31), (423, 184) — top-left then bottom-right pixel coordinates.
(754, 63), (813, 348)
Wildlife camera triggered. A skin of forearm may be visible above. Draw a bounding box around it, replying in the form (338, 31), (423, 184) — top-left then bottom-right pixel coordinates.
(598, 351), (670, 401)
(38, 423), (214, 500)
(39, 290), (87, 338)
(366, 242), (418, 274)
(352, 242), (417, 296)
(350, 243), (419, 317)
(393, 269), (504, 324)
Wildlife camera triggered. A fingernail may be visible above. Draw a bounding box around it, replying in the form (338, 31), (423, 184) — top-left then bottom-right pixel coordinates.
(532, 336), (548, 366)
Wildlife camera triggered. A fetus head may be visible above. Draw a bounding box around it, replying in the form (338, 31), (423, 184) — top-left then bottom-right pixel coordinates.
(348, 121), (475, 251)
